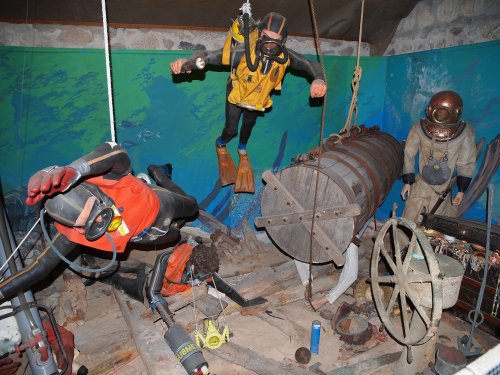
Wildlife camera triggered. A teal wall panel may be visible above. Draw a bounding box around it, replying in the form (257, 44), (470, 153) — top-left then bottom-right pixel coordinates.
(1, 41), (497, 233)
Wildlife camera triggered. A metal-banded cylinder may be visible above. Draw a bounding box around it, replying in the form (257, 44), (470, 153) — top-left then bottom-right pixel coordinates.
(257, 126), (403, 265)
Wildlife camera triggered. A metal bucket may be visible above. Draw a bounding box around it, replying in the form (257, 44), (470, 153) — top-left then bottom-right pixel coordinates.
(410, 253), (465, 309)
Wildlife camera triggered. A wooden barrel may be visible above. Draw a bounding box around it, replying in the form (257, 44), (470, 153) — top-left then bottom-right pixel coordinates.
(257, 126), (403, 265)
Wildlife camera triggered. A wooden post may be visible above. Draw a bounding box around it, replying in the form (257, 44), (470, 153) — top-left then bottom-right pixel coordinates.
(114, 290), (188, 375)
(208, 341), (314, 375)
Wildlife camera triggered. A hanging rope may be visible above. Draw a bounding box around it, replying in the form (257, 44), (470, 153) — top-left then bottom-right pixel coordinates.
(0, 218), (40, 276)
(101, 0), (117, 142)
(305, 0), (365, 307)
(189, 268), (201, 334)
(190, 273), (229, 343)
(240, 0), (252, 18)
(211, 276), (229, 332)
(306, 0), (328, 304)
(329, 0), (365, 142)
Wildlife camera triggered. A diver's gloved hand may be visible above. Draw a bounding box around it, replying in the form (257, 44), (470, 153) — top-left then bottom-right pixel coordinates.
(310, 79), (327, 98)
(170, 58), (188, 74)
(26, 166), (81, 205)
(244, 296), (268, 307)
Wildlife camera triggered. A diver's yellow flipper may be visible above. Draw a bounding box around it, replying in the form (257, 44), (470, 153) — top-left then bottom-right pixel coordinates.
(235, 150), (255, 194)
(215, 145), (237, 186)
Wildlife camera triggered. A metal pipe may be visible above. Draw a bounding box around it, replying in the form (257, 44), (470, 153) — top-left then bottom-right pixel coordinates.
(0, 197), (58, 375)
(459, 184), (495, 357)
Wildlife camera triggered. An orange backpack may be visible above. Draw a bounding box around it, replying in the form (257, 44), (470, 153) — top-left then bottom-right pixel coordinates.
(161, 243), (194, 296)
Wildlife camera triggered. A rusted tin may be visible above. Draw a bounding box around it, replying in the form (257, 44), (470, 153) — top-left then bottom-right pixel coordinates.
(335, 316), (372, 345)
(435, 345), (466, 375)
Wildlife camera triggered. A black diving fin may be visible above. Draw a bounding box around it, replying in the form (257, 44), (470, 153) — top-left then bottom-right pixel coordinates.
(210, 273), (267, 307)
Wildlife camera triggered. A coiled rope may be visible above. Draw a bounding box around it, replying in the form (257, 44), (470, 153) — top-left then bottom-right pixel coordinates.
(328, 0), (365, 143)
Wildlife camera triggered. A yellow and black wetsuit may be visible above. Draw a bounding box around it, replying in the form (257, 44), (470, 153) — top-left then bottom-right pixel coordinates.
(194, 44), (325, 146)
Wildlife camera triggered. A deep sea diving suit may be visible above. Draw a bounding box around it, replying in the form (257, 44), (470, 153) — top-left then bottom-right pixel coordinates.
(171, 12), (327, 193)
(401, 91), (476, 224)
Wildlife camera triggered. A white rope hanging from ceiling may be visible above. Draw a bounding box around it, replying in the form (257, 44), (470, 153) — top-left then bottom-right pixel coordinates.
(101, 0), (117, 142)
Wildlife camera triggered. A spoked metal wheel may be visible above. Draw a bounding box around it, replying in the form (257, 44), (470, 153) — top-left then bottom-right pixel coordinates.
(370, 216), (443, 350)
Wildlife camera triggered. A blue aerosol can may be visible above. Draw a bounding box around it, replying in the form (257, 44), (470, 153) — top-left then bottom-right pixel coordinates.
(310, 320), (321, 355)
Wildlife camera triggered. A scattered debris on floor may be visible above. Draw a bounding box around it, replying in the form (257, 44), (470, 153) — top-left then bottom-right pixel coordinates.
(21, 224), (497, 375)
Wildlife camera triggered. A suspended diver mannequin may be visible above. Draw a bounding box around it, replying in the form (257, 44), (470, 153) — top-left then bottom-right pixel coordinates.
(0, 141), (200, 301)
(170, 10), (327, 193)
(0, 143), (199, 372)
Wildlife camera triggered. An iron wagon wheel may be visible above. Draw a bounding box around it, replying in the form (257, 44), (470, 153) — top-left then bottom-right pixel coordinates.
(370, 216), (443, 347)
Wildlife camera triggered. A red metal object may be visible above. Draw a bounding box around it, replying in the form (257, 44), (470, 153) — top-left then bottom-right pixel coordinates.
(14, 331), (48, 361)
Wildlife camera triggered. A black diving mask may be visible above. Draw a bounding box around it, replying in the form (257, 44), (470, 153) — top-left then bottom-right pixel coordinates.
(84, 199), (116, 241)
(258, 35), (285, 57)
(193, 268), (217, 282)
(44, 182), (119, 242)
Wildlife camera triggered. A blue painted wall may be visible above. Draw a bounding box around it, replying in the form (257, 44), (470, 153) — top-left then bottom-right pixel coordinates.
(1, 41), (498, 233)
(380, 41), (500, 223)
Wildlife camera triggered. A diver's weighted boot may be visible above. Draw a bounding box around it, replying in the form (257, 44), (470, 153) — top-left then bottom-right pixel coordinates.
(215, 144), (237, 186)
(234, 150), (255, 194)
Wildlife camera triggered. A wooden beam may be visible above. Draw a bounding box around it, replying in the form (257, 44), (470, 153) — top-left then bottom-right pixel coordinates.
(166, 284), (208, 312)
(255, 204), (361, 227)
(207, 341), (314, 375)
(197, 210), (232, 235)
(233, 260), (333, 300)
(210, 230), (242, 256)
(327, 351), (401, 374)
(223, 269), (340, 316)
(234, 261), (304, 299)
(113, 290), (187, 375)
(264, 274), (341, 308)
(241, 219), (276, 254)
(257, 308), (310, 345)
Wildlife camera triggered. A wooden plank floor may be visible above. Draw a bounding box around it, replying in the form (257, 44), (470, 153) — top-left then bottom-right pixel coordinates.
(11, 230), (500, 375)
(70, 283), (148, 374)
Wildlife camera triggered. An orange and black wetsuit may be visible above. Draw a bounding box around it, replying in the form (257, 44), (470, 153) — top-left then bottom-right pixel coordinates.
(99, 242), (267, 309)
(145, 245), (268, 309)
(0, 142), (198, 302)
